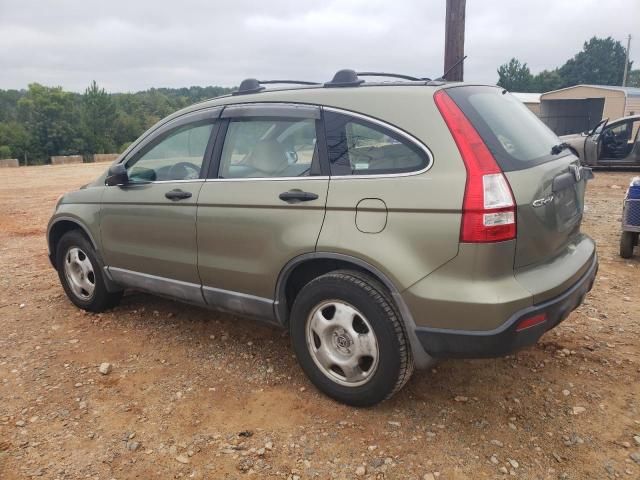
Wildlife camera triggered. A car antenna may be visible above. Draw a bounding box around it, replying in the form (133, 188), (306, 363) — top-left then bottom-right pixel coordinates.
(436, 55), (468, 81)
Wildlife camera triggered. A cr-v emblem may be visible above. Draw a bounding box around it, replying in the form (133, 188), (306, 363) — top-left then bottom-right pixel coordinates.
(532, 194), (554, 207)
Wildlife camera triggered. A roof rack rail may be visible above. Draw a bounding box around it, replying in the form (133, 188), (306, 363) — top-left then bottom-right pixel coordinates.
(325, 69), (433, 88)
(233, 78), (320, 95)
(356, 72), (431, 82)
(233, 70), (440, 95)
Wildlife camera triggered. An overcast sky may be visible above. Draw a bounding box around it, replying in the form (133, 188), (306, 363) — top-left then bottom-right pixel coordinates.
(0, 0), (638, 92)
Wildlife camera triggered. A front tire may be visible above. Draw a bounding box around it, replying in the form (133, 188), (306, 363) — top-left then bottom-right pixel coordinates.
(290, 270), (413, 406)
(56, 230), (122, 312)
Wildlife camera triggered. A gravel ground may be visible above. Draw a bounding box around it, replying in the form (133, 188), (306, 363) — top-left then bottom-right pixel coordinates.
(0, 163), (639, 480)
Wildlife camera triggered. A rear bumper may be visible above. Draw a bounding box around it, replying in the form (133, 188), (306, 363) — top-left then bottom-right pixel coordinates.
(415, 252), (598, 358)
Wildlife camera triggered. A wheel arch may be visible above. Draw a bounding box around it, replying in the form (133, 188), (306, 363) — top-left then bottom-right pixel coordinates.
(275, 252), (434, 369)
(47, 217), (99, 269)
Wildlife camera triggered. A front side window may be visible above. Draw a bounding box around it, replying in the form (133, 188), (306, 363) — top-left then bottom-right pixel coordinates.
(323, 111), (428, 176)
(606, 120), (640, 143)
(125, 121), (214, 182)
(606, 122), (631, 139)
(219, 118), (317, 178)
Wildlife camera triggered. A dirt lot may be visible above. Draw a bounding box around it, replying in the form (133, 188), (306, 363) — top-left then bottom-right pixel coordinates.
(0, 164), (639, 480)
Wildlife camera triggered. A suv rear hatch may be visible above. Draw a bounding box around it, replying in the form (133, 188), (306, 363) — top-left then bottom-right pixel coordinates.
(443, 85), (590, 270)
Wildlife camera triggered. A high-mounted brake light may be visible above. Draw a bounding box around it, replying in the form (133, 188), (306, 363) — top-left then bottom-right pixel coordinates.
(433, 90), (516, 243)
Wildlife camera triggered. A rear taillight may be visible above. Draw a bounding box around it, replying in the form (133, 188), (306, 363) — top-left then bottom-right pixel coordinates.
(434, 90), (516, 243)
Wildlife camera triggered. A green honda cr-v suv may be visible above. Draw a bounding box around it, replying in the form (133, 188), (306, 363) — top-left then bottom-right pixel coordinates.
(47, 70), (598, 406)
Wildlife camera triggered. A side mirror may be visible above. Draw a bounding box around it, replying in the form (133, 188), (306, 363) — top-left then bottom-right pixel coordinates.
(105, 163), (128, 186)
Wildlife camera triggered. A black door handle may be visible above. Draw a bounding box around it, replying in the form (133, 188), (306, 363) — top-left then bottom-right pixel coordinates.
(165, 189), (192, 200)
(279, 190), (319, 202)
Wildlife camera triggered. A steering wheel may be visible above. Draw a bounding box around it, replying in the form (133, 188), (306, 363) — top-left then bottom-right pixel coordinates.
(601, 129), (614, 144)
(167, 161), (200, 180)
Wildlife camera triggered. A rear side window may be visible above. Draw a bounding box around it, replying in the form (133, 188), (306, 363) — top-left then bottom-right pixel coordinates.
(446, 86), (561, 171)
(323, 111), (428, 176)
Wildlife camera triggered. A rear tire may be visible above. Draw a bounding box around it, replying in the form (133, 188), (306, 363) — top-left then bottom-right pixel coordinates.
(56, 230), (123, 312)
(289, 270), (413, 407)
(620, 231), (637, 259)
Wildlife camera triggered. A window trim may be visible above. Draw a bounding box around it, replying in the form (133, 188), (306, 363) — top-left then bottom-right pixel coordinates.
(116, 107), (222, 185)
(221, 103), (321, 120)
(321, 106), (434, 179)
(206, 107), (326, 180)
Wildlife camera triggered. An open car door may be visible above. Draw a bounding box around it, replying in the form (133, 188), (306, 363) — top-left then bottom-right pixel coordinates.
(584, 118), (608, 165)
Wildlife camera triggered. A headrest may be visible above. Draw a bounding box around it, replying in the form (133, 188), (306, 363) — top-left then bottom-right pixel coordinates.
(247, 140), (288, 174)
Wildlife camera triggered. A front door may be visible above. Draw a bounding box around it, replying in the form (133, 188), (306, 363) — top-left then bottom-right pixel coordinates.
(584, 119), (607, 164)
(598, 118), (640, 164)
(196, 104), (329, 320)
(100, 109), (220, 303)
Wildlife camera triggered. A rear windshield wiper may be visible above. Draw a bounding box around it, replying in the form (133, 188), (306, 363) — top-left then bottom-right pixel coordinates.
(550, 142), (571, 155)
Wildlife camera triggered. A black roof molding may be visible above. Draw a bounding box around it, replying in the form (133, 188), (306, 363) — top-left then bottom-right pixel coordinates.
(324, 69), (364, 88)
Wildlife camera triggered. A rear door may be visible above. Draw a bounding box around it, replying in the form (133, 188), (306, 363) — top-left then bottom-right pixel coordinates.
(316, 108), (461, 290)
(446, 86), (589, 269)
(584, 119), (607, 164)
(196, 103), (329, 318)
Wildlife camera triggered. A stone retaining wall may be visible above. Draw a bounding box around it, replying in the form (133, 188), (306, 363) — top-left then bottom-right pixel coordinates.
(50, 155), (83, 165)
(93, 153), (119, 163)
(0, 158), (19, 168)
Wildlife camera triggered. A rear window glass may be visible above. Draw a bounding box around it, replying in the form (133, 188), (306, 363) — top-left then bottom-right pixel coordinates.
(446, 86), (562, 171)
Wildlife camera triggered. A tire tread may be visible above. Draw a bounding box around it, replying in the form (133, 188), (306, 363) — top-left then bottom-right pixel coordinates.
(620, 231), (635, 259)
(292, 269), (413, 405)
(56, 230), (122, 312)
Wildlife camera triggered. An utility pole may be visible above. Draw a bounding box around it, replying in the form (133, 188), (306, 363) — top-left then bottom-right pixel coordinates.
(444, 0), (466, 81)
(622, 34), (631, 87)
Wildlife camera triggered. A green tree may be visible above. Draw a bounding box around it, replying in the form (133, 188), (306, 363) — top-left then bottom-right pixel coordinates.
(0, 121), (30, 163)
(82, 80), (117, 154)
(0, 89), (25, 122)
(627, 70), (640, 88)
(0, 145), (11, 159)
(531, 69), (564, 92)
(0, 83), (234, 163)
(558, 36), (631, 87)
(112, 111), (146, 149)
(497, 58), (534, 92)
(18, 83), (81, 163)
(497, 36), (634, 93)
